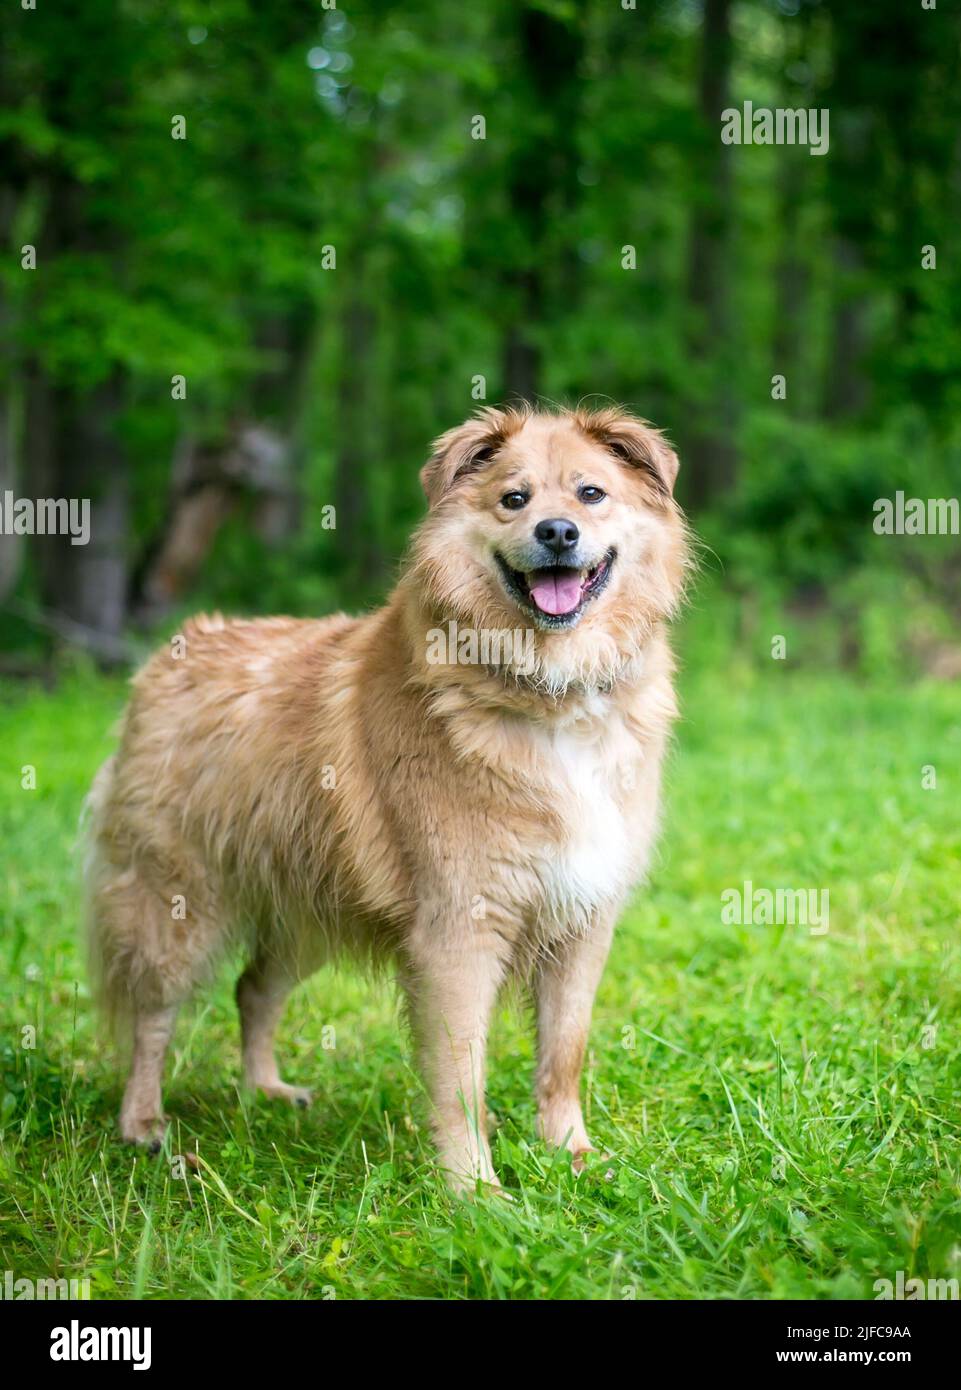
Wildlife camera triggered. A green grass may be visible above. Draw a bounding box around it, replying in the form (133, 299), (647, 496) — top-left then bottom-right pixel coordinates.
(1, 646), (960, 1300)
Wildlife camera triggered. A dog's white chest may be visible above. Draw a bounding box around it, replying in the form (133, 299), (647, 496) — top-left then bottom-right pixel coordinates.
(535, 725), (634, 926)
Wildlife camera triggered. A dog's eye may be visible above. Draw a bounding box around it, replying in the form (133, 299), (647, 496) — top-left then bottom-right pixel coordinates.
(579, 485), (606, 504)
(500, 491), (528, 511)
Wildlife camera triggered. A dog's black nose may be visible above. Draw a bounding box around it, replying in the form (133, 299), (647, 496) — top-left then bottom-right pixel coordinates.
(534, 518), (579, 555)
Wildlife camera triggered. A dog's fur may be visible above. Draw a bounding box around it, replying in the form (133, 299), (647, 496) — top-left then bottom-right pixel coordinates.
(84, 403), (690, 1191)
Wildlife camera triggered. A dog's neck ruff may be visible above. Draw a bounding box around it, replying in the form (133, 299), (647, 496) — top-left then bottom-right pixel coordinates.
(400, 583), (654, 714)
(485, 661), (620, 701)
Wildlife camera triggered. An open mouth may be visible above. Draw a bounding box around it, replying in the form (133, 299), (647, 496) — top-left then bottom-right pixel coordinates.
(494, 549), (616, 628)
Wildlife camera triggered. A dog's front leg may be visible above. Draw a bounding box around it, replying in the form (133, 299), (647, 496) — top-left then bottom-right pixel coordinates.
(404, 917), (508, 1194)
(535, 910), (616, 1169)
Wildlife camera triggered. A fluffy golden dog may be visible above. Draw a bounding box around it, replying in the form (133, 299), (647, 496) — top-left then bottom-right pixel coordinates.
(85, 403), (690, 1191)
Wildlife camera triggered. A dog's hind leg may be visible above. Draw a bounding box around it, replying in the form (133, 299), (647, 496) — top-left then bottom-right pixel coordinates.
(87, 853), (216, 1149)
(120, 1005), (178, 1148)
(236, 953), (312, 1108)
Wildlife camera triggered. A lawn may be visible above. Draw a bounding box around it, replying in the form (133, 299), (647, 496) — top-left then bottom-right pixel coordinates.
(1, 640), (960, 1300)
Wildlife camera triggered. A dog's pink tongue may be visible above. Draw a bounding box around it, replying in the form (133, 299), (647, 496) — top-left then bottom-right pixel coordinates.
(528, 570), (582, 616)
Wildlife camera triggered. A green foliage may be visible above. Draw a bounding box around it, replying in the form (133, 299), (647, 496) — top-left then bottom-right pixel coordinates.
(3, 1), (959, 643)
(708, 411), (961, 588)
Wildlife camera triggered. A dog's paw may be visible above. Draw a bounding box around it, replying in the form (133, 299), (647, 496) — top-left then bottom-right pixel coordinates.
(440, 1149), (507, 1200)
(120, 1113), (168, 1151)
(256, 1081), (313, 1109)
(571, 1147), (615, 1181)
(446, 1171), (511, 1202)
(570, 1146), (594, 1175)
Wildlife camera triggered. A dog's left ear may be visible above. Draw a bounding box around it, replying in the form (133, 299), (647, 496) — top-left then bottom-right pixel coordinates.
(420, 407), (521, 507)
(580, 409), (680, 499)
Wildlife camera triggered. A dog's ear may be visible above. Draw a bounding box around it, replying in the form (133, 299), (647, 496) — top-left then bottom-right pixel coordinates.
(420, 407), (524, 507)
(579, 408), (680, 499)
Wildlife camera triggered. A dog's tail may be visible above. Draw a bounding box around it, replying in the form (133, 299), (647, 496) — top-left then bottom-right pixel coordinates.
(80, 755), (129, 1037)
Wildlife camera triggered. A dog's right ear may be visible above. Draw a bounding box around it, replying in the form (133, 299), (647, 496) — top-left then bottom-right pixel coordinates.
(420, 407), (523, 507)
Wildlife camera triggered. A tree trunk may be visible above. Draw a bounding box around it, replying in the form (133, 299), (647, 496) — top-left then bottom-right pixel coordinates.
(20, 375), (131, 662)
(498, 5), (583, 403)
(771, 7), (814, 405)
(772, 152), (807, 397)
(683, 0), (737, 508)
(333, 293), (379, 588)
(823, 236), (868, 421)
(0, 351), (21, 606)
(0, 182), (26, 604)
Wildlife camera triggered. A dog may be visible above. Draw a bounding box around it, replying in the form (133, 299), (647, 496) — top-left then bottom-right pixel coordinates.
(84, 403), (690, 1192)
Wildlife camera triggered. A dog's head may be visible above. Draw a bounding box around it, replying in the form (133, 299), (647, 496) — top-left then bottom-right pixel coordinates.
(410, 404), (691, 692)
